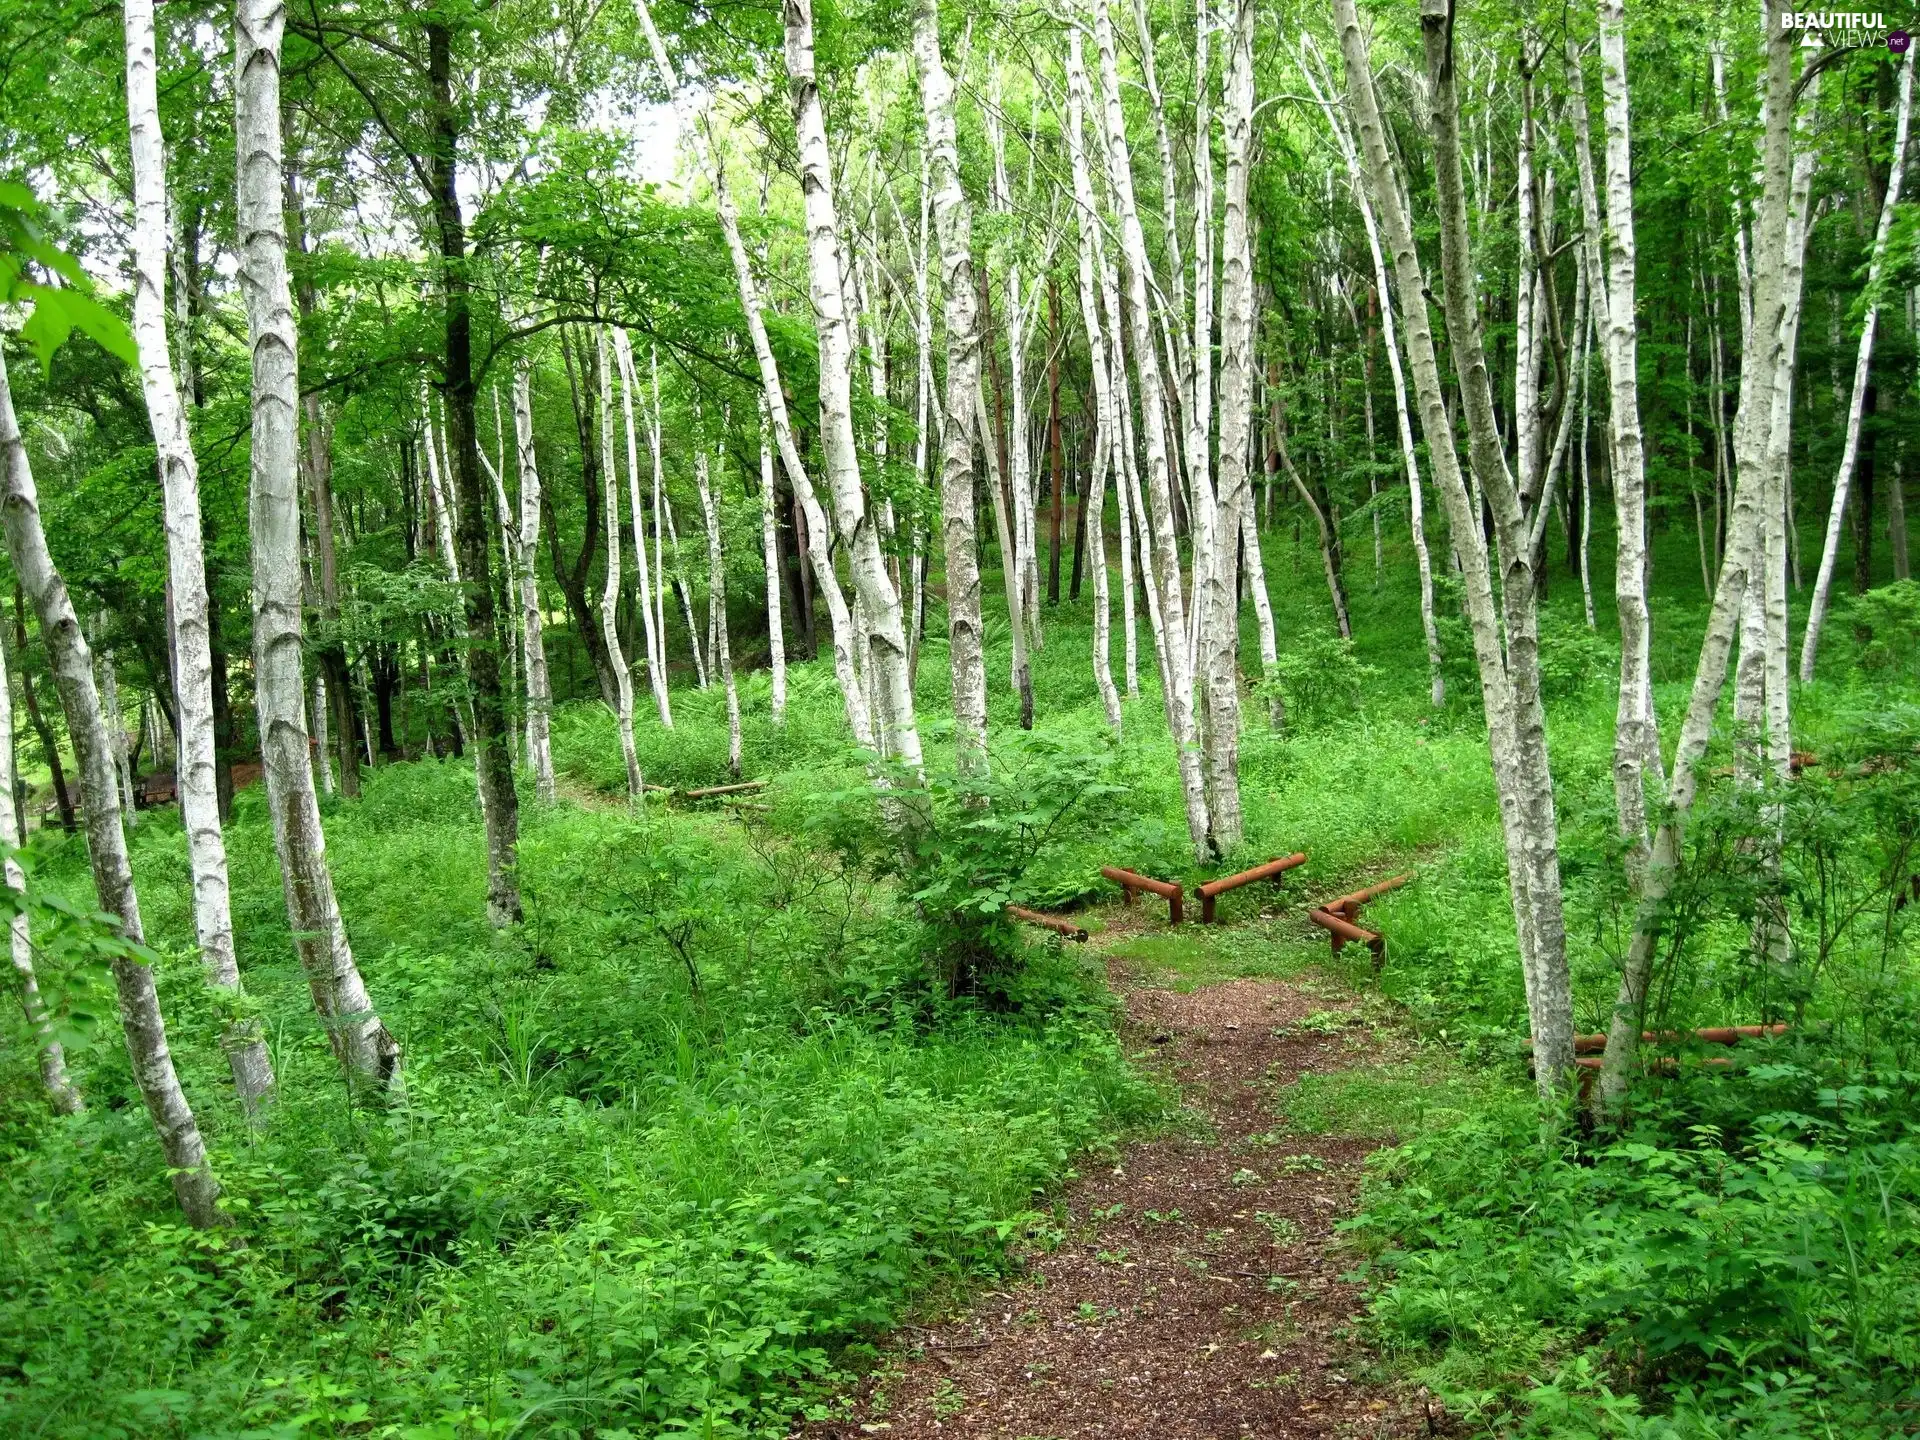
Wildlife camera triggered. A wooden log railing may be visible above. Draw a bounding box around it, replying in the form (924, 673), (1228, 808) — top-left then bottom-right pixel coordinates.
(1308, 872), (1413, 967)
(1100, 866), (1184, 925)
(1195, 852), (1307, 923)
(1007, 905), (1090, 942)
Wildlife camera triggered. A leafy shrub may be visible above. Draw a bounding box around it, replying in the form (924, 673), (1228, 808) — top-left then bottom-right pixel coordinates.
(1264, 629), (1379, 732)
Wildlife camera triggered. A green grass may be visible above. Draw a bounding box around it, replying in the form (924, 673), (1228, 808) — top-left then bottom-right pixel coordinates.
(5, 514), (1920, 1437)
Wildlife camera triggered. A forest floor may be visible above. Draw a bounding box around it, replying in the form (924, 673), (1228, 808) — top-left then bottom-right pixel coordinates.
(805, 907), (1442, 1440)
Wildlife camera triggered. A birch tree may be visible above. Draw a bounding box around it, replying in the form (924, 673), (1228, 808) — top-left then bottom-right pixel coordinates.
(633, 0), (871, 749)
(913, 0), (990, 773)
(1198, 0), (1255, 851)
(1065, 26), (1123, 733)
(1588, 8), (1662, 862)
(696, 442), (744, 776)
(597, 329), (644, 801)
(510, 353), (556, 802)
(236, 0), (400, 1087)
(1333, 0), (1576, 1094)
(612, 328), (670, 727)
(782, 0), (925, 783)
(124, 0), (271, 1112)
(1090, 0), (1213, 862)
(1, 341), (220, 1224)
(1595, 16), (1806, 1110)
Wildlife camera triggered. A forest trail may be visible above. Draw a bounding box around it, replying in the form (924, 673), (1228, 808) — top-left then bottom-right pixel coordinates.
(808, 921), (1435, 1439)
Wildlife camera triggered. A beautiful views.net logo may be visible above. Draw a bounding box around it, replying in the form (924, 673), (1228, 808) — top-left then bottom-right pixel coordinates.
(1778, 11), (1912, 49)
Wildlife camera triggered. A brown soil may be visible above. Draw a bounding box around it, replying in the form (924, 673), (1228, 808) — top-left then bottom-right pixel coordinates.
(803, 947), (1437, 1439)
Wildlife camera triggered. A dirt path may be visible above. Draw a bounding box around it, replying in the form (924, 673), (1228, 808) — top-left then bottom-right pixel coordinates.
(805, 931), (1432, 1439)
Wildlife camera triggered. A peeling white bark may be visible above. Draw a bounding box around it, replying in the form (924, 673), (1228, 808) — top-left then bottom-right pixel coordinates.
(235, 0), (398, 1090)
(125, 0), (271, 1112)
(1, 340), (218, 1221)
(510, 357), (556, 801)
(597, 329), (644, 801)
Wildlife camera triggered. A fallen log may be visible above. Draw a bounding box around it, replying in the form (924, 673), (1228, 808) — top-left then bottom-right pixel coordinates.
(682, 780), (768, 800)
(1007, 905), (1089, 942)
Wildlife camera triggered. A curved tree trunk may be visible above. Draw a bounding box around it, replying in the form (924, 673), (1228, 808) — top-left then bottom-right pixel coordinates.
(1, 341), (220, 1223)
(612, 329), (671, 727)
(782, 0), (925, 787)
(696, 444), (743, 776)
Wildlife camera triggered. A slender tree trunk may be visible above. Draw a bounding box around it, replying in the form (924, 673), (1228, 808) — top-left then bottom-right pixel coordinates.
(236, 0), (402, 1084)
(1598, 18), (1805, 1113)
(14, 607), (73, 832)
(1275, 410), (1351, 640)
(595, 329), (644, 801)
(759, 408), (788, 723)
(1803, 55), (1910, 675)
(510, 357), (556, 801)
(914, 0), (989, 774)
(979, 266), (1035, 728)
(612, 330), (671, 726)
(96, 638), (137, 822)
(783, 0), (924, 785)
(1590, 8), (1662, 867)
(126, 0), (272, 1112)
(1066, 32), (1123, 733)
(696, 444), (743, 775)
(1, 341), (221, 1224)
(635, 0), (869, 747)
(427, 20), (520, 924)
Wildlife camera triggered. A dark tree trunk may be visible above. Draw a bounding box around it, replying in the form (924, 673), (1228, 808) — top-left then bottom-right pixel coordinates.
(1070, 416), (1089, 602)
(428, 19), (520, 925)
(1047, 280), (1065, 605)
(1855, 382), (1878, 595)
(372, 645), (400, 757)
(14, 586), (73, 830)
(789, 489), (816, 656)
(554, 326), (616, 707)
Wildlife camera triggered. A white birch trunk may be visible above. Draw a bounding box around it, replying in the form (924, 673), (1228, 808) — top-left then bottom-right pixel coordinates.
(235, 0), (399, 1090)
(631, 0), (871, 744)
(596, 330), (644, 801)
(1200, 0), (1255, 851)
(1590, 7), (1663, 864)
(1801, 50), (1911, 682)
(1598, 21), (1804, 1111)
(662, 493), (706, 688)
(1066, 29), (1124, 733)
(510, 358), (556, 801)
(783, 0), (925, 783)
(913, 0), (989, 772)
(759, 406), (788, 724)
(0, 341), (220, 1222)
(1336, 0), (1576, 1094)
(97, 640), (137, 823)
(696, 445), (743, 775)
(125, 0), (272, 1112)
(1092, 0), (1213, 862)
(1301, 38), (1442, 706)
(312, 674), (335, 794)
(613, 329), (671, 725)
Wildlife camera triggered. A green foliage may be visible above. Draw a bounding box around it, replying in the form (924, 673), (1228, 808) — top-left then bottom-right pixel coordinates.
(0, 755), (1160, 1439)
(1846, 580), (1920, 677)
(0, 182), (135, 370)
